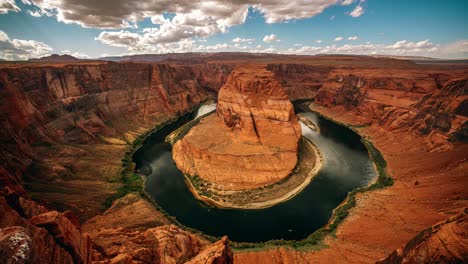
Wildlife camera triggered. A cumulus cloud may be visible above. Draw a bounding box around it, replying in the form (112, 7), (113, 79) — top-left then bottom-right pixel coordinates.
(315, 40), (323, 44)
(341, 0), (356, 5)
(97, 30), (142, 48)
(263, 34), (280, 43)
(349, 4), (365, 17)
(0, 30), (53, 60)
(348, 36), (358, 40)
(0, 0), (20, 14)
(95, 37), (468, 58)
(439, 40), (468, 57)
(60, 50), (90, 59)
(21, 0), (376, 48)
(334, 36), (344, 41)
(22, 0), (348, 28)
(254, 0), (343, 23)
(232, 37), (254, 43)
(22, 0), (352, 46)
(96, 6), (249, 47)
(285, 39), (444, 57)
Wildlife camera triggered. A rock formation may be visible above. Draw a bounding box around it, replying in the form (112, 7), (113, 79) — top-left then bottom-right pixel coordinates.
(377, 208), (467, 264)
(313, 70), (467, 152)
(0, 62), (232, 220)
(0, 55), (467, 263)
(173, 66), (301, 190)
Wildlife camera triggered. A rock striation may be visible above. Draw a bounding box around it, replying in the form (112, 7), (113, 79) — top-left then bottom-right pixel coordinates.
(377, 208), (468, 264)
(0, 62), (232, 220)
(173, 66), (301, 190)
(0, 56), (467, 264)
(314, 72), (467, 152)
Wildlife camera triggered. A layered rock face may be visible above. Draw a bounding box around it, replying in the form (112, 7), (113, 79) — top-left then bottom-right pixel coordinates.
(0, 185), (233, 264)
(377, 209), (467, 264)
(0, 62), (232, 220)
(314, 71), (467, 152)
(173, 66), (301, 190)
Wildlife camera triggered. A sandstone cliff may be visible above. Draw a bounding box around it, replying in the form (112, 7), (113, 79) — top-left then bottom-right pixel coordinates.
(313, 70), (467, 152)
(377, 208), (467, 264)
(0, 186), (234, 264)
(0, 62), (232, 220)
(1, 57), (467, 264)
(173, 66), (301, 190)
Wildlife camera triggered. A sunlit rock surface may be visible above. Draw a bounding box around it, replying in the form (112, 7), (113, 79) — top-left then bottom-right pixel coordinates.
(173, 66), (301, 190)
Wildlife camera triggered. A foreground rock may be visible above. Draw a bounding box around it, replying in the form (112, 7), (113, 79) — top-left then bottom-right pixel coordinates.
(0, 198), (80, 263)
(84, 194), (233, 264)
(377, 208), (467, 264)
(173, 66), (301, 190)
(29, 211), (92, 263)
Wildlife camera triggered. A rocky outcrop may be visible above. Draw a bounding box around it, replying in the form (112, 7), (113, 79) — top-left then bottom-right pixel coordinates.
(267, 63), (332, 99)
(191, 63), (235, 93)
(313, 69), (467, 152)
(316, 73), (368, 109)
(29, 211), (92, 264)
(0, 198), (75, 263)
(0, 60), (234, 263)
(173, 66), (301, 190)
(377, 208), (468, 264)
(0, 62), (233, 220)
(186, 236), (233, 264)
(82, 193), (171, 233)
(1, 190), (233, 264)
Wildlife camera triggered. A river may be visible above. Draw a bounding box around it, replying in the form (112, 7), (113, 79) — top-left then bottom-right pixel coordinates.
(133, 103), (377, 242)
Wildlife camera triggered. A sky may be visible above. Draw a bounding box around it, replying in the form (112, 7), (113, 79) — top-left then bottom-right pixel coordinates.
(0, 0), (467, 60)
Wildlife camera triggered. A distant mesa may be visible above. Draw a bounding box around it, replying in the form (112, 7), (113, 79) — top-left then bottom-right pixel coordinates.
(173, 66), (301, 191)
(29, 54), (82, 62)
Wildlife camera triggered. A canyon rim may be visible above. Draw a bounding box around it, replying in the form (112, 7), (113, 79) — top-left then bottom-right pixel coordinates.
(1, 1), (467, 263)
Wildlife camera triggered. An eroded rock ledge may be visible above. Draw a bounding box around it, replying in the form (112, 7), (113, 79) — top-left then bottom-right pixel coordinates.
(173, 66), (302, 191)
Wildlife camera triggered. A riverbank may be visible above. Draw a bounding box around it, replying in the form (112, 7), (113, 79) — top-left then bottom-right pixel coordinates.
(298, 113), (319, 132)
(181, 136), (323, 209)
(234, 101), (467, 263)
(104, 99), (211, 208)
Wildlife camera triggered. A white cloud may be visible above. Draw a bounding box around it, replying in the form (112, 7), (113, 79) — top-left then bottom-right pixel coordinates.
(439, 40), (468, 56)
(23, 0), (346, 28)
(23, 0), (348, 46)
(0, 30), (53, 60)
(232, 37), (254, 43)
(334, 36), (344, 41)
(315, 40), (323, 44)
(348, 36), (358, 40)
(0, 0), (20, 14)
(284, 39), (468, 58)
(60, 50), (90, 59)
(349, 4), (364, 17)
(95, 37), (468, 59)
(96, 30), (142, 48)
(255, 0), (343, 23)
(96, 7), (249, 47)
(263, 34), (280, 43)
(23, 0), (378, 48)
(341, 0), (356, 5)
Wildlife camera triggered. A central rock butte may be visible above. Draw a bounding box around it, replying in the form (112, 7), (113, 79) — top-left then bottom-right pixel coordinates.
(173, 66), (301, 190)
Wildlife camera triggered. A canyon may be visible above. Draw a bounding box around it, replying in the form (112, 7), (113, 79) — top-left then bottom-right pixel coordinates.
(0, 54), (467, 263)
